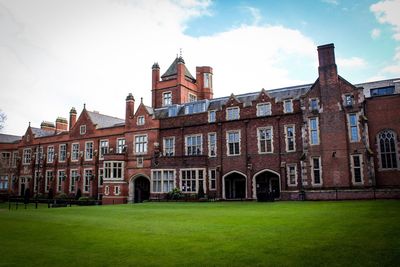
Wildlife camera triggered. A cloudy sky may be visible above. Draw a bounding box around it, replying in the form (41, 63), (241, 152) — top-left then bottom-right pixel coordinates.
(1, 0), (399, 135)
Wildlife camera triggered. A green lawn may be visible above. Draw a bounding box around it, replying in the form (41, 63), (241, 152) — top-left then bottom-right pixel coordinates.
(0, 200), (399, 267)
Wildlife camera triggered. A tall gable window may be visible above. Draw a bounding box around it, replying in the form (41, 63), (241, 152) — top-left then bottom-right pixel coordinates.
(226, 107), (240, 120)
(344, 94), (353, 107)
(208, 110), (216, 123)
(227, 130), (240, 156)
(208, 133), (217, 157)
(85, 141), (93, 161)
(23, 148), (31, 165)
(311, 157), (322, 185)
(378, 130), (398, 169)
(137, 116), (145, 126)
(257, 103), (271, 117)
(185, 135), (202, 156)
(117, 138), (126, 154)
(283, 99), (293, 113)
(163, 137), (175, 156)
(71, 143), (79, 161)
(309, 118), (319, 145)
(284, 125), (296, 152)
(348, 114), (359, 142)
(310, 99), (319, 111)
(59, 144), (66, 162)
(100, 140), (109, 159)
(135, 135), (148, 154)
(163, 92), (172, 106)
(80, 125), (86, 135)
(258, 127), (273, 153)
(47, 146), (54, 163)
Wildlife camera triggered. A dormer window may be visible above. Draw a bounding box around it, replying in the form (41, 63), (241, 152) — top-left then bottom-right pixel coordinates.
(283, 99), (293, 113)
(257, 103), (271, 117)
(189, 93), (197, 103)
(204, 73), (212, 88)
(168, 105), (178, 117)
(345, 95), (353, 107)
(163, 92), (172, 106)
(208, 110), (216, 123)
(137, 116), (145, 126)
(226, 107), (240, 120)
(80, 125), (86, 135)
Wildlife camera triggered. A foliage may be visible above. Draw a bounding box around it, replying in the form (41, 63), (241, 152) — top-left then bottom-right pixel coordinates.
(75, 189), (82, 200)
(0, 201), (399, 267)
(197, 184), (205, 199)
(55, 193), (68, 200)
(167, 188), (183, 200)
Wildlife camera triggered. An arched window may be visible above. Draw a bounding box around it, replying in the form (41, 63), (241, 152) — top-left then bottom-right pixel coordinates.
(378, 130), (398, 169)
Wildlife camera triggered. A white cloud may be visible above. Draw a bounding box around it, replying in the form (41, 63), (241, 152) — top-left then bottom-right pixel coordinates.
(382, 64), (400, 74)
(371, 0), (400, 40)
(322, 0), (339, 5)
(0, 0), (319, 135)
(337, 57), (367, 68)
(371, 28), (381, 39)
(241, 6), (262, 25)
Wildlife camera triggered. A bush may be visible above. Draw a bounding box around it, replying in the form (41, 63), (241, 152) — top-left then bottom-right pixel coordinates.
(78, 197), (92, 201)
(55, 193), (68, 200)
(167, 188), (183, 200)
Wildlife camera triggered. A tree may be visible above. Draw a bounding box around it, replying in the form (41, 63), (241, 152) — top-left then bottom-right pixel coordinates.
(0, 109), (6, 131)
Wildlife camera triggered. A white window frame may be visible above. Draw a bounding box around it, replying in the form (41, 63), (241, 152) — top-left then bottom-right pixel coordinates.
(85, 141), (94, 161)
(104, 185), (110, 195)
(104, 161), (124, 180)
(45, 170), (53, 193)
(99, 139), (109, 160)
(226, 107), (240, 120)
(116, 138), (126, 154)
(283, 99), (293, 113)
(348, 113), (359, 142)
(208, 110), (216, 123)
(57, 170), (66, 192)
(377, 130), (399, 170)
(59, 144), (67, 162)
(226, 130), (241, 156)
(1, 152), (11, 167)
(344, 94), (353, 107)
(311, 157), (322, 186)
(204, 73), (212, 88)
(351, 154), (363, 185)
(12, 151), (18, 167)
(47, 146), (54, 163)
(70, 169), (78, 192)
(257, 126), (273, 154)
(309, 117), (320, 145)
(163, 91), (172, 106)
(284, 125), (296, 152)
(71, 143), (79, 162)
(256, 103), (272, 117)
(286, 164), (298, 186)
(209, 169), (217, 190)
(180, 168), (206, 193)
(83, 168), (92, 193)
(151, 169), (176, 193)
(98, 168), (104, 187)
(163, 137), (175, 157)
(310, 98), (319, 111)
(137, 116), (145, 126)
(185, 134), (203, 156)
(23, 148), (31, 165)
(114, 186), (121, 195)
(208, 132), (217, 157)
(80, 125), (86, 135)
(188, 93), (197, 103)
(134, 134), (148, 155)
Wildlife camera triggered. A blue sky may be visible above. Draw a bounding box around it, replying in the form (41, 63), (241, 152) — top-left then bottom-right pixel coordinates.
(0, 0), (399, 135)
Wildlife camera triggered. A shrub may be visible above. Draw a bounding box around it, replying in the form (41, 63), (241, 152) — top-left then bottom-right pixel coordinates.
(167, 188), (183, 200)
(197, 184), (205, 199)
(55, 193), (68, 200)
(75, 189), (82, 200)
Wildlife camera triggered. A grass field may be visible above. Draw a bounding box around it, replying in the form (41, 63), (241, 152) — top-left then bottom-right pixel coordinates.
(0, 200), (399, 267)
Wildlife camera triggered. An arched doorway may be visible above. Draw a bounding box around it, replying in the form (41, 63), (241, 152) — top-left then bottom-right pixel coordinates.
(223, 171), (246, 199)
(253, 170), (280, 201)
(129, 175), (150, 203)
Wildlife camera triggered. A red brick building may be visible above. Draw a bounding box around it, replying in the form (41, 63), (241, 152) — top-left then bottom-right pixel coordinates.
(1, 43), (399, 203)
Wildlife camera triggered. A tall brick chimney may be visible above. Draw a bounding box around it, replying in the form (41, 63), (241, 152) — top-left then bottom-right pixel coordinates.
(196, 66), (214, 100)
(318, 43), (338, 86)
(151, 62), (160, 108)
(55, 117), (68, 133)
(126, 93), (135, 121)
(69, 107), (77, 130)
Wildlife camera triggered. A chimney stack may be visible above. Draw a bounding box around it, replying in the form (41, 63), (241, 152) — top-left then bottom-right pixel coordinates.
(41, 121), (55, 131)
(126, 93), (135, 122)
(69, 107), (77, 130)
(55, 117), (68, 133)
(317, 43), (338, 85)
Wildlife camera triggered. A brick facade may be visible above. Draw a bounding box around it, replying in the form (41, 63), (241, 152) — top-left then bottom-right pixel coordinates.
(1, 43), (399, 203)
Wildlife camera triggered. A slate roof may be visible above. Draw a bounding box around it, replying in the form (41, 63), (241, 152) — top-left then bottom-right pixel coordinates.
(32, 127), (54, 138)
(0, 133), (21, 144)
(87, 111), (125, 129)
(161, 57), (196, 82)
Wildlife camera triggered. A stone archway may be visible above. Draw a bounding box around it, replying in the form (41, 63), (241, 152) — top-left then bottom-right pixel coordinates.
(252, 169), (281, 201)
(128, 175), (150, 203)
(222, 171), (247, 199)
